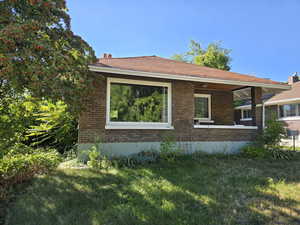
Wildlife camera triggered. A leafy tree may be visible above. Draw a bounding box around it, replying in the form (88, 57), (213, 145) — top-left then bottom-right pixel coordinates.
(27, 100), (77, 153)
(0, 94), (38, 148)
(0, 0), (97, 114)
(171, 40), (231, 71)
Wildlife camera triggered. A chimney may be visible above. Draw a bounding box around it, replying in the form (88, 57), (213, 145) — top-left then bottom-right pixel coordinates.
(288, 72), (299, 85)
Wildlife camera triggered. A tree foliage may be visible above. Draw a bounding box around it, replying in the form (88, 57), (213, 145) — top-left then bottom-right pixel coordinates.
(0, 94), (38, 148)
(27, 100), (77, 153)
(172, 40), (231, 71)
(0, 0), (97, 113)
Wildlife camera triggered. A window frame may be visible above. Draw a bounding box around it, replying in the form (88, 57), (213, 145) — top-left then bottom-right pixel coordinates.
(106, 77), (173, 129)
(278, 103), (300, 119)
(241, 108), (252, 121)
(194, 94), (212, 121)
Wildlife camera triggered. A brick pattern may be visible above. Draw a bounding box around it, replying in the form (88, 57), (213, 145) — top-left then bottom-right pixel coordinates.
(78, 74), (257, 143)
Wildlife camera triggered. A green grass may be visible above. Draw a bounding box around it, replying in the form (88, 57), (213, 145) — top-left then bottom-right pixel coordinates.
(4, 154), (300, 225)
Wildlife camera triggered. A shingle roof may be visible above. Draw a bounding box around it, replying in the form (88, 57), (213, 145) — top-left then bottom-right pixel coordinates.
(94, 56), (285, 86)
(265, 81), (300, 104)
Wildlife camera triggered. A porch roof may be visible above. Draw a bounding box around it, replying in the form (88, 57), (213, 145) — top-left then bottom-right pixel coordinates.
(89, 56), (289, 90)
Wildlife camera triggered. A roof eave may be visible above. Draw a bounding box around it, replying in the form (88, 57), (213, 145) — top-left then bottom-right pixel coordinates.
(89, 65), (291, 90)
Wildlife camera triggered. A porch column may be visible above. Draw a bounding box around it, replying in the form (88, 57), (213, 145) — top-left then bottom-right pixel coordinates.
(251, 87), (262, 128)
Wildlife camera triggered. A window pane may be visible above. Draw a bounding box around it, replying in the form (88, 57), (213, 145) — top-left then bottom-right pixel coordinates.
(110, 83), (168, 122)
(298, 104), (300, 116)
(194, 97), (209, 118)
(243, 109), (252, 119)
(279, 105), (284, 118)
(284, 104), (297, 117)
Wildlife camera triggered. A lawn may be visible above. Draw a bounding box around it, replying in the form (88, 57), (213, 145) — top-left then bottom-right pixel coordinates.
(4, 154), (300, 225)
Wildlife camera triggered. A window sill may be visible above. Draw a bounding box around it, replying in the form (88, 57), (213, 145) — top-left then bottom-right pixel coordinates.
(278, 116), (300, 121)
(240, 118), (252, 121)
(194, 125), (258, 129)
(194, 119), (214, 123)
(105, 124), (174, 130)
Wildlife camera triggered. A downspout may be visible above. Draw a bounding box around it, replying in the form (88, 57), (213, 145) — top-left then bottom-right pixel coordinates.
(262, 102), (265, 129)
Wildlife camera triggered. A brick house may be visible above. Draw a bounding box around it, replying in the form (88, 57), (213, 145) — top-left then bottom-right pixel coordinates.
(235, 74), (300, 147)
(78, 55), (289, 156)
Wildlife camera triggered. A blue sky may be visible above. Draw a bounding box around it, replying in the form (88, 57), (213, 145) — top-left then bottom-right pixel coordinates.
(67, 0), (300, 82)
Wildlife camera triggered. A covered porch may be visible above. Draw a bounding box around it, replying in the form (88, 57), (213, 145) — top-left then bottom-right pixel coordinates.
(191, 81), (263, 130)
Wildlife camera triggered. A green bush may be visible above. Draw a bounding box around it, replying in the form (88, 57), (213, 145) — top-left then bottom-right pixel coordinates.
(111, 150), (159, 169)
(241, 116), (290, 160)
(160, 136), (181, 162)
(0, 143), (34, 159)
(0, 146), (61, 200)
(241, 145), (269, 158)
(87, 146), (106, 169)
(260, 116), (286, 149)
(27, 101), (78, 154)
(0, 95), (38, 148)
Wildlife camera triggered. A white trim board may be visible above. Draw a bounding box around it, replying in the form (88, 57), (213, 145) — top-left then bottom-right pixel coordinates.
(194, 94), (211, 121)
(278, 116), (300, 121)
(265, 98), (300, 106)
(240, 118), (252, 121)
(193, 125), (258, 129)
(89, 65), (290, 90)
(235, 104), (262, 110)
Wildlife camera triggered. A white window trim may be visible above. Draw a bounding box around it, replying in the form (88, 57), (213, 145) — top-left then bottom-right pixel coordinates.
(194, 94), (211, 121)
(241, 118), (252, 121)
(278, 116), (300, 121)
(194, 124), (258, 129)
(106, 77), (173, 129)
(277, 103), (300, 119)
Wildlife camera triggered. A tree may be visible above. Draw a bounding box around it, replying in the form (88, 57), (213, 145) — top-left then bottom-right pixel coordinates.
(0, 0), (97, 114)
(171, 40), (231, 71)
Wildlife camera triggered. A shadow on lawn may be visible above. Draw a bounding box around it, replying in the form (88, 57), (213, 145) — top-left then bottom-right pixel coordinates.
(5, 153), (300, 225)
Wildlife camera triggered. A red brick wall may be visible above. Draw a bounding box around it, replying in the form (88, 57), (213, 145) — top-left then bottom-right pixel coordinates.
(78, 73), (256, 143)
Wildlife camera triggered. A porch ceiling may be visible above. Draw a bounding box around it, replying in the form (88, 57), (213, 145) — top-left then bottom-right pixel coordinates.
(193, 82), (242, 92)
(233, 87), (284, 101)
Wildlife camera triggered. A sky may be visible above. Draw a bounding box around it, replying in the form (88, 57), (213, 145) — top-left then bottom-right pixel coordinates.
(67, 0), (300, 82)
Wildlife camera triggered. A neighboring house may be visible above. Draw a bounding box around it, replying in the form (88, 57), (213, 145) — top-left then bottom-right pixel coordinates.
(235, 74), (300, 147)
(79, 55), (289, 156)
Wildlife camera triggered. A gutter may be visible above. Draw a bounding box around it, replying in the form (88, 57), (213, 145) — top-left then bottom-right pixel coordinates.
(264, 97), (300, 106)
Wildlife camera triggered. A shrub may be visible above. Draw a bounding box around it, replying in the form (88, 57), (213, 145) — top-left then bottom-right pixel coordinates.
(241, 145), (269, 158)
(260, 116), (286, 149)
(87, 146), (102, 169)
(269, 147), (295, 160)
(27, 101), (77, 154)
(112, 150), (159, 168)
(0, 95), (38, 148)
(85, 142), (111, 170)
(0, 146), (61, 200)
(241, 116), (291, 159)
(160, 135), (181, 162)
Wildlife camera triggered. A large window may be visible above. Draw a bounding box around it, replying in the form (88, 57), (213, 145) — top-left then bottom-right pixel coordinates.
(279, 103), (300, 118)
(106, 78), (172, 129)
(194, 94), (211, 121)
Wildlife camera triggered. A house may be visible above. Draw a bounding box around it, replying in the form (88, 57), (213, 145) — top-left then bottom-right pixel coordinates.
(235, 73), (300, 147)
(78, 55), (289, 156)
